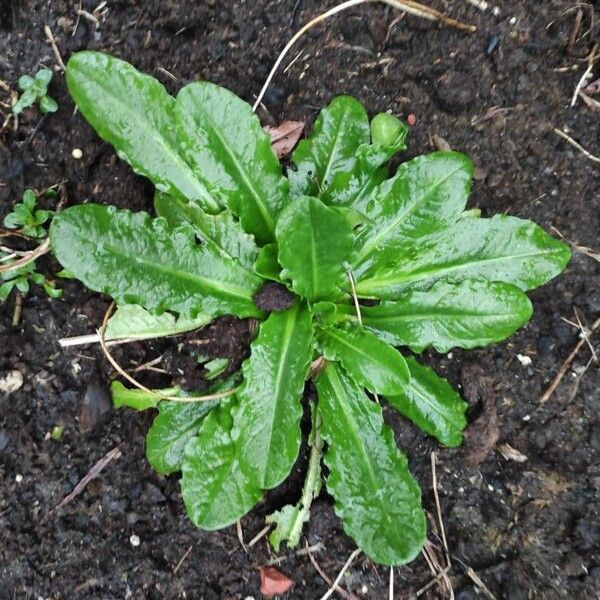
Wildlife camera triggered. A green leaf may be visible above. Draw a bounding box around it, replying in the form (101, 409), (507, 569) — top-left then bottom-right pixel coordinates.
(316, 324), (410, 395)
(38, 95), (58, 114)
(175, 82), (288, 244)
(66, 51), (219, 212)
(18, 75), (35, 90)
(276, 195), (353, 301)
(355, 215), (571, 296)
(385, 357), (467, 447)
(111, 380), (179, 411)
(35, 69), (53, 86)
(147, 397), (219, 474)
(23, 189), (36, 210)
(321, 115), (408, 209)
(154, 191), (259, 270)
(290, 96), (370, 198)
(348, 279), (533, 353)
(49, 204), (263, 319)
(316, 363), (426, 565)
(236, 303), (313, 489)
(43, 282), (63, 298)
(0, 281), (15, 301)
(105, 303), (210, 341)
(181, 399), (262, 529)
(354, 152), (473, 266)
(255, 243), (282, 281)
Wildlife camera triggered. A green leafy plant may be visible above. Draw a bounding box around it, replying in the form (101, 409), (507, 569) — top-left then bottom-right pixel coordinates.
(1, 189), (61, 301)
(12, 68), (58, 115)
(49, 51), (570, 565)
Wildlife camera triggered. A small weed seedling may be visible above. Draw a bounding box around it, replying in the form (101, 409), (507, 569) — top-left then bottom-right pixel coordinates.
(50, 52), (570, 565)
(12, 68), (58, 115)
(1, 189), (61, 301)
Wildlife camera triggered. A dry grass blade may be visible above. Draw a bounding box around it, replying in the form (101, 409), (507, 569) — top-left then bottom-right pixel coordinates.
(307, 543), (359, 600)
(551, 226), (600, 262)
(252, 0), (475, 111)
(431, 452), (451, 569)
(98, 302), (238, 403)
(0, 238), (50, 273)
(540, 315), (600, 403)
(554, 128), (600, 164)
(53, 443), (123, 512)
(44, 25), (66, 71)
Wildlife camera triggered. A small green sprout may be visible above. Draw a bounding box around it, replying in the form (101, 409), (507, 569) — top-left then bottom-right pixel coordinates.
(4, 189), (52, 238)
(0, 189), (62, 302)
(12, 68), (58, 115)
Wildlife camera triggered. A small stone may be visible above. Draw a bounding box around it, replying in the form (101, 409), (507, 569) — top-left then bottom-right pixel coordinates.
(15, 473), (23, 483)
(80, 379), (112, 432)
(516, 353), (532, 366)
(129, 534), (141, 547)
(72, 148), (83, 159)
(0, 370), (24, 394)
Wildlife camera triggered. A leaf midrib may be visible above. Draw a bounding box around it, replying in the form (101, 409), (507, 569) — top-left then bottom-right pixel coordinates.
(187, 98), (276, 237)
(74, 63), (216, 209)
(262, 306), (300, 486)
(103, 242), (255, 303)
(324, 366), (392, 528)
(356, 247), (560, 294)
(356, 164), (464, 263)
(318, 108), (350, 196)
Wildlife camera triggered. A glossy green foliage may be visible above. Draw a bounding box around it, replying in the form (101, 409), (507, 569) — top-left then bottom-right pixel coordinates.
(316, 324), (409, 395)
(175, 83), (288, 244)
(4, 189), (52, 238)
(49, 204), (262, 319)
(12, 68), (58, 115)
(344, 279), (533, 353)
(386, 357), (467, 448)
(355, 215), (570, 297)
(236, 304), (313, 488)
(66, 52), (219, 212)
(316, 364), (426, 565)
(182, 400), (263, 529)
(55, 52), (570, 568)
(276, 195), (353, 301)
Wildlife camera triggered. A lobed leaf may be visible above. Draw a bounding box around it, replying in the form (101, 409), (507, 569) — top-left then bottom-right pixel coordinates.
(66, 52), (219, 212)
(355, 215), (571, 297)
(316, 363), (426, 565)
(105, 303), (210, 341)
(111, 381), (178, 411)
(289, 96), (370, 199)
(353, 152), (473, 265)
(147, 398), (219, 474)
(349, 279), (533, 353)
(181, 400), (262, 529)
(385, 357), (467, 447)
(154, 191), (258, 270)
(49, 204), (263, 319)
(276, 196), (353, 301)
(235, 303), (313, 489)
(175, 82), (289, 244)
(316, 324), (410, 395)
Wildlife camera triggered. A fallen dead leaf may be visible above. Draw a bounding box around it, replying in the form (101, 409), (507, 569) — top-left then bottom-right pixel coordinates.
(264, 120), (304, 158)
(0, 370), (24, 394)
(498, 443), (528, 463)
(259, 565), (294, 597)
(583, 77), (600, 95)
(432, 133), (452, 151)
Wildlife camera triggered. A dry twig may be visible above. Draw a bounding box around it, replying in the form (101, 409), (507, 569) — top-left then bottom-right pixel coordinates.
(540, 315), (600, 403)
(173, 545), (194, 574)
(554, 128), (600, 164)
(0, 238), (50, 274)
(53, 444), (123, 512)
(44, 25), (66, 71)
(306, 542), (359, 600)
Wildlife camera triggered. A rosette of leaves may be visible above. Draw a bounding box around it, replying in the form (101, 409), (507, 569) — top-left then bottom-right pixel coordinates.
(50, 51), (570, 566)
(12, 68), (58, 115)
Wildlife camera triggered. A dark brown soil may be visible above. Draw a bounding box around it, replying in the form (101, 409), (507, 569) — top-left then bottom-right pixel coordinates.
(1, 1), (599, 598)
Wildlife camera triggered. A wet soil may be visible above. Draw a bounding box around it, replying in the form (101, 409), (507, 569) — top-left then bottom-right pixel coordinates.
(1, 1), (599, 598)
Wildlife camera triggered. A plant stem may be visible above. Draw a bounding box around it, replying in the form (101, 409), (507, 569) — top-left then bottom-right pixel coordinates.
(289, 402), (324, 544)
